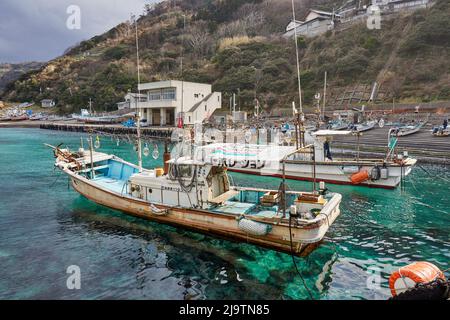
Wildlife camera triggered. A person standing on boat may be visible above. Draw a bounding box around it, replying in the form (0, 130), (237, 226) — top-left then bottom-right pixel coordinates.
(443, 119), (448, 130)
(324, 138), (333, 161)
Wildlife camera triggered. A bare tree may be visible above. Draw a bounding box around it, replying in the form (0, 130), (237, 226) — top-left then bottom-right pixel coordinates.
(186, 22), (211, 58)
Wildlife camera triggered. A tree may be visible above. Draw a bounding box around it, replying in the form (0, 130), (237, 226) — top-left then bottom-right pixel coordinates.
(186, 22), (212, 58)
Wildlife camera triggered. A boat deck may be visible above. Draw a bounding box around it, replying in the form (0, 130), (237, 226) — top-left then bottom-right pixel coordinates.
(92, 176), (127, 194)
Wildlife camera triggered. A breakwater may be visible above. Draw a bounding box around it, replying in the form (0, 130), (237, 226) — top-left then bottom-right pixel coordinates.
(39, 122), (173, 139)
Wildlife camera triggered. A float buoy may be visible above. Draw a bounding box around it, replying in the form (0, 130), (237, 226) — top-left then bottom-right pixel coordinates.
(350, 169), (369, 184)
(389, 262), (446, 297)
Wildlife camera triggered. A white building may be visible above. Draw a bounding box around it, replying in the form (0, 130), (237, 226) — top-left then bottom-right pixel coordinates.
(284, 9), (341, 38)
(116, 93), (146, 110)
(379, 0), (432, 12)
(137, 80), (222, 126)
(41, 99), (55, 108)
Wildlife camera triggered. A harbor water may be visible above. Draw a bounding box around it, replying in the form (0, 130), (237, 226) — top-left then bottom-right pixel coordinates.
(0, 128), (449, 300)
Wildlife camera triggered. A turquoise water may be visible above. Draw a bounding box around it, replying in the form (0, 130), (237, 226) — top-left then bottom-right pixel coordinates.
(0, 128), (448, 300)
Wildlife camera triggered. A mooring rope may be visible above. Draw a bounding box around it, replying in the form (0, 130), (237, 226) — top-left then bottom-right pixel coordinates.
(288, 216), (315, 300)
(417, 164), (450, 184)
(283, 180), (316, 302)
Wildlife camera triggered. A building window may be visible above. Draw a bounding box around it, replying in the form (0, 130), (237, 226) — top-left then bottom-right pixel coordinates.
(161, 88), (176, 100)
(149, 90), (161, 101)
(148, 88), (176, 101)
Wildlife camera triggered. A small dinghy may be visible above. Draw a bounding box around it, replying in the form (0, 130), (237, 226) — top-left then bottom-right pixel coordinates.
(394, 123), (424, 137)
(349, 120), (377, 133)
(328, 119), (349, 131)
(432, 126), (449, 137)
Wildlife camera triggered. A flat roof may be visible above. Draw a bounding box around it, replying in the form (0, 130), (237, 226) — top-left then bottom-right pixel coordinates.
(138, 80), (212, 91)
(312, 130), (352, 136)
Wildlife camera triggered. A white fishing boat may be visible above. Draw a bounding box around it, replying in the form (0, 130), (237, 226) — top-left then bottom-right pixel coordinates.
(71, 108), (91, 121)
(349, 120), (377, 132)
(228, 130), (416, 189)
(328, 119), (349, 131)
(394, 123), (423, 137)
(46, 141), (342, 256)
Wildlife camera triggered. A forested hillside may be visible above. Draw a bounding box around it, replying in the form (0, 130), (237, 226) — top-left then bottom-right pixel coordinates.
(2, 0), (449, 113)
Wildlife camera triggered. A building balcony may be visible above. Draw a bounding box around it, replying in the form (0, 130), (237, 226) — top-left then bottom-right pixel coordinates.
(136, 100), (178, 109)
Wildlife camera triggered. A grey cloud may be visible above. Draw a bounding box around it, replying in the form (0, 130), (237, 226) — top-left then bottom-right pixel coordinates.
(0, 0), (155, 63)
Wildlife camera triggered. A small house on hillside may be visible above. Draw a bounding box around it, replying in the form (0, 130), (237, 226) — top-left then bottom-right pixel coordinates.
(380, 0), (432, 13)
(284, 9), (341, 38)
(41, 99), (55, 108)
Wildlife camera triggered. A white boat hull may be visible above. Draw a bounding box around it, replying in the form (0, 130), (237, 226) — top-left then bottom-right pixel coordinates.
(229, 161), (415, 189)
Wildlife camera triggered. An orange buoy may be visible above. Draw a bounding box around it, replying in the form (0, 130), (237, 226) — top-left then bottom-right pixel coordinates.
(350, 169), (369, 184)
(389, 262), (446, 297)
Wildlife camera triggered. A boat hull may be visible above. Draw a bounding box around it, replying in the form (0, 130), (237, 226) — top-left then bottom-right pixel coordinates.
(67, 171), (340, 256)
(228, 161), (415, 189)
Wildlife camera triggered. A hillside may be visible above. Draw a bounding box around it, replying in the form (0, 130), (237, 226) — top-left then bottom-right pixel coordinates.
(0, 62), (44, 95)
(1, 0), (449, 114)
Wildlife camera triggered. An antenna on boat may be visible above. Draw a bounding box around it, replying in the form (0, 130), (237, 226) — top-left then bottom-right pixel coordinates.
(291, 0), (305, 147)
(133, 13), (143, 173)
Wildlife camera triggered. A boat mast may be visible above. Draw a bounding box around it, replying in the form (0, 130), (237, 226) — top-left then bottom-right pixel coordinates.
(181, 14), (186, 128)
(323, 71), (327, 122)
(88, 98), (93, 115)
(291, 0), (305, 147)
(134, 14), (143, 173)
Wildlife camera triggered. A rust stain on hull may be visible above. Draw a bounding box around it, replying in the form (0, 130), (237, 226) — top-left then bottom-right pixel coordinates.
(70, 175), (321, 256)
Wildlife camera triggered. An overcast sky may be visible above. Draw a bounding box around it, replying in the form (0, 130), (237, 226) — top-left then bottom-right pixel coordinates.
(0, 0), (156, 63)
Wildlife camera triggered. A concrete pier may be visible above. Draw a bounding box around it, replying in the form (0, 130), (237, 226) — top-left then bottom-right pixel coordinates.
(38, 122), (174, 139)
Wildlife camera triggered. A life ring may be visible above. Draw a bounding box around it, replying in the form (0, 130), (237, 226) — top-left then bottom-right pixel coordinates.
(389, 262), (446, 297)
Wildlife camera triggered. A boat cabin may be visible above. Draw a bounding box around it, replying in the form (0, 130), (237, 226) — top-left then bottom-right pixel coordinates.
(311, 130), (352, 162)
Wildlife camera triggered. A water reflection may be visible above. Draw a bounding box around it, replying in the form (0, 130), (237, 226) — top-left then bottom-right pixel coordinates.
(61, 196), (340, 299)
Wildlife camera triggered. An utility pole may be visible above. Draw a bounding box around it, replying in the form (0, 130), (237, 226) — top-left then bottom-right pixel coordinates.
(134, 14), (143, 173)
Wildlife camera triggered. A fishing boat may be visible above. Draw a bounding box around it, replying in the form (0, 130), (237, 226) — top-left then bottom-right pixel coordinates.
(228, 130), (416, 189)
(349, 120), (377, 132)
(9, 114), (29, 121)
(394, 123), (424, 137)
(327, 119), (349, 131)
(432, 121), (449, 137)
(432, 129), (449, 137)
(46, 141), (342, 256)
